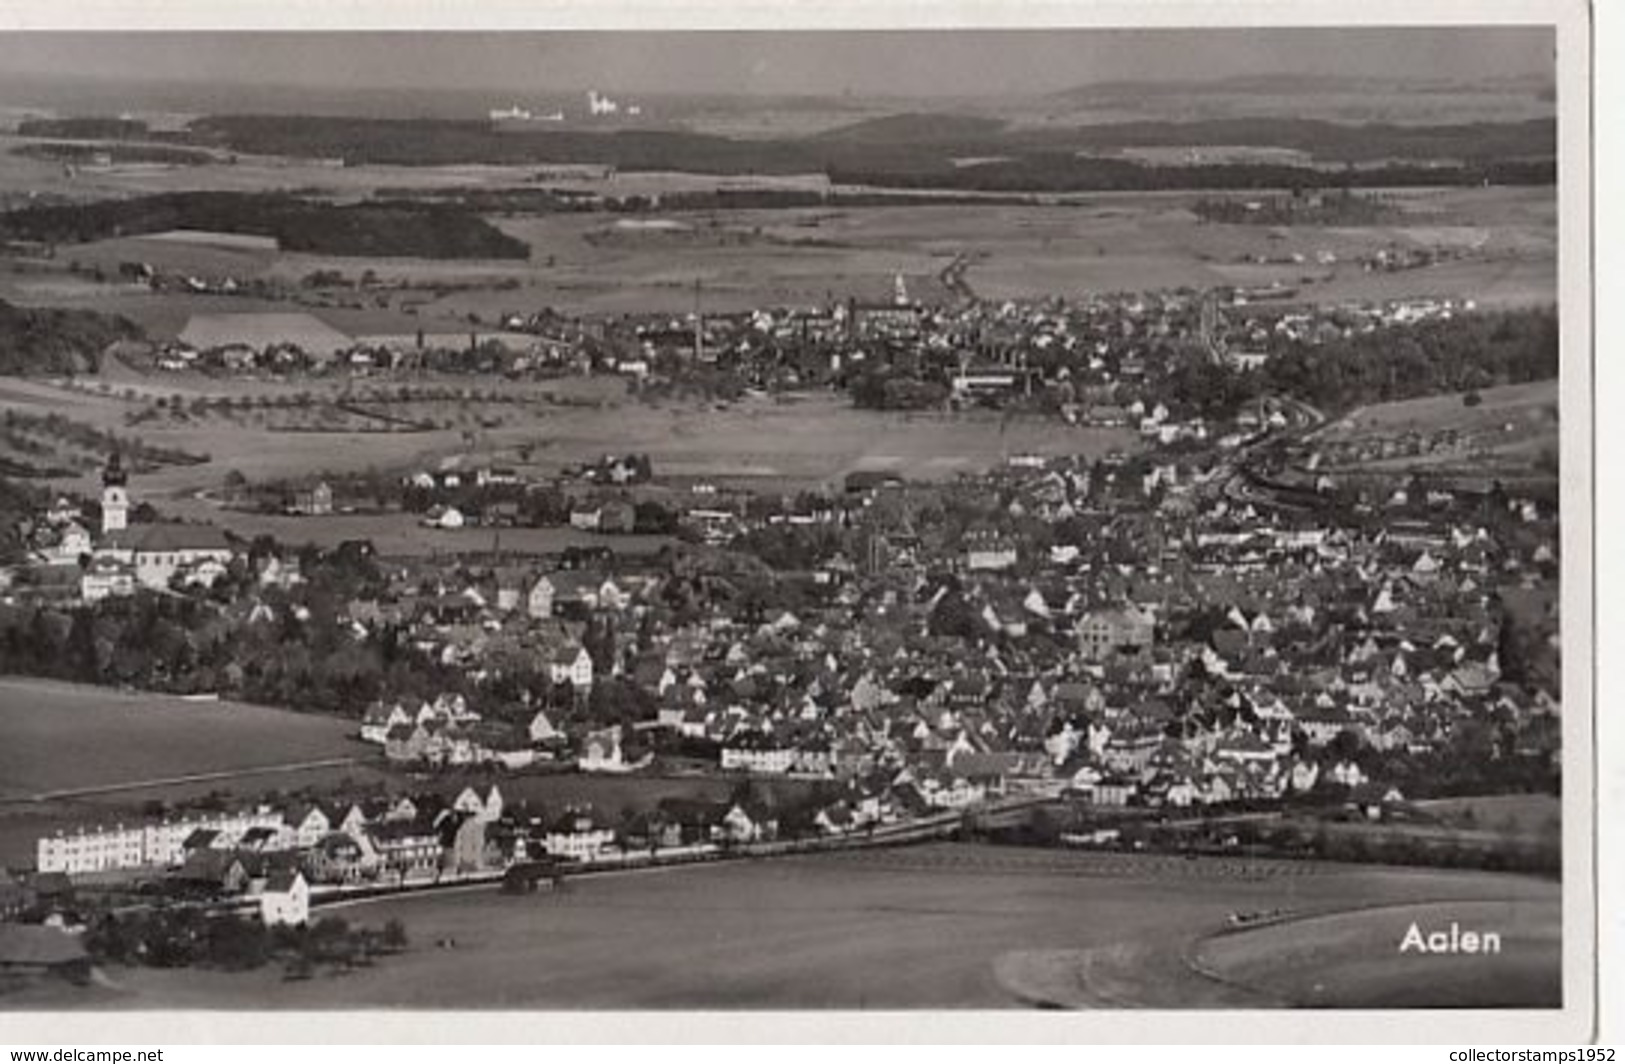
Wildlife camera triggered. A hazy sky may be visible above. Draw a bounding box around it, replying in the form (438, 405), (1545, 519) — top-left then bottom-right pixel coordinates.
(0, 28), (1553, 98)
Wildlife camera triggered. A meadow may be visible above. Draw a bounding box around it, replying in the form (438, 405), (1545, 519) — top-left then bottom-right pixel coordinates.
(12, 843), (1560, 1009)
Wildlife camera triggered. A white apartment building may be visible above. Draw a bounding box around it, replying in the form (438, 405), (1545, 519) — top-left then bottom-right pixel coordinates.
(37, 808), (285, 875)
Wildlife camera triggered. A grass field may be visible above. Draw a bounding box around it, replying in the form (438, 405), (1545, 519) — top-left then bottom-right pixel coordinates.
(1193, 898), (1561, 1007)
(1325, 379), (1559, 437)
(0, 678), (358, 801)
(1314, 379), (1559, 478)
(7, 843), (1559, 1009)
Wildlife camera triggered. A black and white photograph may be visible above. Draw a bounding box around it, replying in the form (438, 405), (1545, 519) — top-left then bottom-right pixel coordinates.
(0, 3), (1595, 1039)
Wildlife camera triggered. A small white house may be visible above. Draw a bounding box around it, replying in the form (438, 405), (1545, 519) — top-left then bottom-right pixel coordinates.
(259, 870), (310, 927)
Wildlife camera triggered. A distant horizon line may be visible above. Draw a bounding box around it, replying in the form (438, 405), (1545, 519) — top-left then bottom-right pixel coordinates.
(0, 67), (1556, 106)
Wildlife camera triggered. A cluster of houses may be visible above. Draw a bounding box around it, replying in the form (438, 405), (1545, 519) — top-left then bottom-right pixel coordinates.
(25, 454), (237, 602)
(125, 272), (1484, 432)
(24, 767), (953, 929)
(277, 441), (1559, 830)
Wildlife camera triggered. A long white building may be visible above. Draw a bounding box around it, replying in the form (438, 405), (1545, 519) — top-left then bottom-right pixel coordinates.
(37, 808), (285, 876)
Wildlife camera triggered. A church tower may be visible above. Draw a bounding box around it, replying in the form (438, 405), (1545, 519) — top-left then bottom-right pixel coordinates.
(100, 451), (129, 535)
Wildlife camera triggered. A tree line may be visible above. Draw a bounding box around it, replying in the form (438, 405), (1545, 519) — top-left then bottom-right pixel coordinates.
(0, 191), (529, 260)
(1156, 306), (1558, 418)
(0, 299), (142, 376)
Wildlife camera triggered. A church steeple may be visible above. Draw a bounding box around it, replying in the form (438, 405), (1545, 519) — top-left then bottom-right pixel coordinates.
(100, 451), (129, 535)
(102, 450), (127, 488)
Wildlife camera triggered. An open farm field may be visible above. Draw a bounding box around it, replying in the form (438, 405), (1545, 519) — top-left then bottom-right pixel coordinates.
(64, 233), (280, 281)
(1192, 898), (1560, 1007)
(479, 189), (1551, 312)
(1313, 379), (1559, 479)
(0, 678), (359, 802)
(546, 394), (1140, 485)
(15, 378), (1136, 540)
(1299, 253), (1554, 308)
(1323, 379), (1559, 438)
(0, 140), (571, 203)
(0, 285), (434, 341)
(12, 843), (1558, 1009)
(0, 182), (1551, 319)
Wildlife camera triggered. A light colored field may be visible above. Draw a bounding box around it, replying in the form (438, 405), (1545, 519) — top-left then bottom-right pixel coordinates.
(14, 844), (1558, 1009)
(93, 186), (1544, 318)
(0, 678), (358, 801)
(0, 287), (432, 341)
(1193, 898), (1561, 1008)
(62, 234), (279, 283)
(178, 312), (353, 354)
(1303, 254), (1556, 308)
(1315, 379), (1560, 479)
(0, 180), (1554, 319)
(141, 230), (280, 252)
(0, 139), (570, 202)
(1324, 379), (1559, 438)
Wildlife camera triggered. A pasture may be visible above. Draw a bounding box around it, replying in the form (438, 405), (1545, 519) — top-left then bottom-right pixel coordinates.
(20, 843), (1560, 1009)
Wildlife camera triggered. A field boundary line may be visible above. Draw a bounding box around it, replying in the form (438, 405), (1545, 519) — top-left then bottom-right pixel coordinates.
(5, 756), (365, 805)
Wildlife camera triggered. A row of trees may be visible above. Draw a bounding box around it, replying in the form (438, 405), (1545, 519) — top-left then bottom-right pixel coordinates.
(0, 191), (529, 260)
(86, 909), (407, 975)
